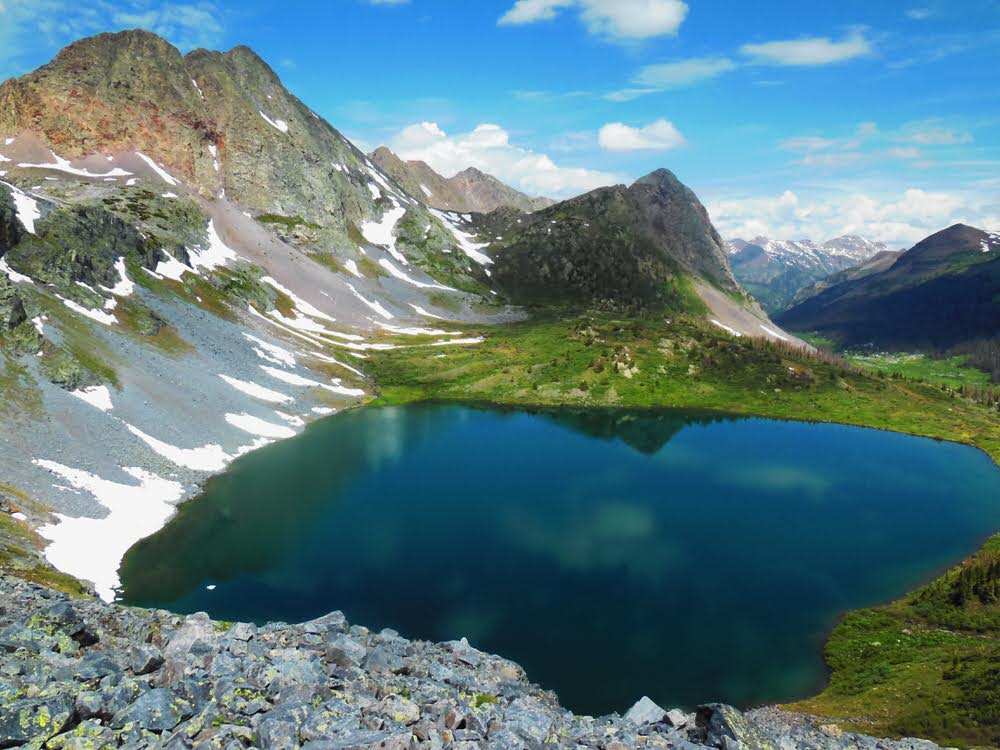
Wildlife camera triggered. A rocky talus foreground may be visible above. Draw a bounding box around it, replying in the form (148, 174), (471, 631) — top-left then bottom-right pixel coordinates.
(0, 577), (942, 750)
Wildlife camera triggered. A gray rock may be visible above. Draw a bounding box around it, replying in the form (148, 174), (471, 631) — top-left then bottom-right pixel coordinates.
(127, 643), (164, 675)
(0, 694), (75, 745)
(326, 633), (367, 668)
(75, 689), (105, 719)
(111, 687), (195, 731)
(666, 708), (692, 728)
(362, 644), (405, 674)
(625, 695), (667, 726)
(75, 652), (122, 680)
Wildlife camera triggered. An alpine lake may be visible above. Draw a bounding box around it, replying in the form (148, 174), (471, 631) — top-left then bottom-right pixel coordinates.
(118, 404), (1000, 716)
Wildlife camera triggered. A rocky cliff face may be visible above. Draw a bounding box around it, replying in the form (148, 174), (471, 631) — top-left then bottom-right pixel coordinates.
(485, 169), (739, 310)
(370, 146), (554, 214)
(0, 29), (460, 264)
(0, 574), (950, 750)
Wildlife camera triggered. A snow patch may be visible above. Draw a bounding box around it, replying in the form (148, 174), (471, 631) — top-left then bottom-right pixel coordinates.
(101, 257), (135, 297)
(18, 151), (132, 179)
(225, 412), (297, 439)
(378, 258), (456, 291)
(760, 324), (789, 342)
(0, 257), (33, 284)
(261, 365), (366, 397)
(219, 373), (293, 404)
(711, 320), (743, 337)
(344, 259), (362, 278)
(2, 181), (40, 234)
(151, 252), (188, 281)
(259, 111), (289, 133)
(346, 283), (393, 319)
(125, 424), (231, 472)
(361, 204), (408, 265)
(35, 461), (184, 601)
(430, 337), (484, 346)
(57, 296), (117, 325)
(70, 385), (113, 412)
(243, 333), (296, 367)
(262, 276), (336, 322)
(135, 153), (178, 186)
(409, 304), (447, 320)
(429, 209), (492, 265)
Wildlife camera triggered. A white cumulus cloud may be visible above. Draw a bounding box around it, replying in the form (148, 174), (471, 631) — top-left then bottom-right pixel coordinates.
(387, 121), (624, 198)
(598, 120), (686, 152)
(740, 29), (873, 66)
(708, 188), (988, 248)
(499, 0), (688, 41)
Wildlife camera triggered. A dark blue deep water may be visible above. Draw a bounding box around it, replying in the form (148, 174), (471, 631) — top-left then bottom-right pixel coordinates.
(119, 405), (1000, 715)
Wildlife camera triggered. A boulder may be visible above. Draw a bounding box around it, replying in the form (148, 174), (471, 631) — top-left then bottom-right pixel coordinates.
(624, 695), (667, 726)
(0, 694), (75, 746)
(111, 687), (195, 731)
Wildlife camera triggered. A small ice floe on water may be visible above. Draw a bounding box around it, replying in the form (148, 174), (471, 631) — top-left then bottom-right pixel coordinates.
(206, 584), (217, 591)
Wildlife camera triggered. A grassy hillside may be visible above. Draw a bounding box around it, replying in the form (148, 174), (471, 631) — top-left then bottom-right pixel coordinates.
(369, 313), (1000, 466)
(788, 535), (1000, 748)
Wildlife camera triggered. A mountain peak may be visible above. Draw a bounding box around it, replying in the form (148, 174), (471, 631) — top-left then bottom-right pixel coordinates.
(633, 168), (683, 190)
(369, 147), (553, 214)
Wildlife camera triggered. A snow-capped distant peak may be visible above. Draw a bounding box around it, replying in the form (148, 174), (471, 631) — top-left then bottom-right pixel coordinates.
(726, 234), (889, 265)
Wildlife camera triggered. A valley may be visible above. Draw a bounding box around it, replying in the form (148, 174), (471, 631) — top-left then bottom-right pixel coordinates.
(0, 22), (998, 750)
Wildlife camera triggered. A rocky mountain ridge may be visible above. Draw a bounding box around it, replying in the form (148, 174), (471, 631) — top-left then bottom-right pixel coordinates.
(370, 146), (554, 215)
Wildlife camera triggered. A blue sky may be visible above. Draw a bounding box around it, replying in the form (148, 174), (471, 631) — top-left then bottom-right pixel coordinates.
(2, 0), (998, 246)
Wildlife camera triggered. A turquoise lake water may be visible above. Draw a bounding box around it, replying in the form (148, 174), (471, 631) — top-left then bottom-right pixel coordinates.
(119, 405), (1000, 715)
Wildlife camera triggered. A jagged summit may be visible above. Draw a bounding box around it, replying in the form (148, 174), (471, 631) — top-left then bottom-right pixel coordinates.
(369, 145), (554, 214)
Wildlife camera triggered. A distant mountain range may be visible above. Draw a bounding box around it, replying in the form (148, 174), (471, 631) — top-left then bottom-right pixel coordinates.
(776, 224), (1000, 359)
(726, 235), (891, 313)
(369, 146), (554, 215)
